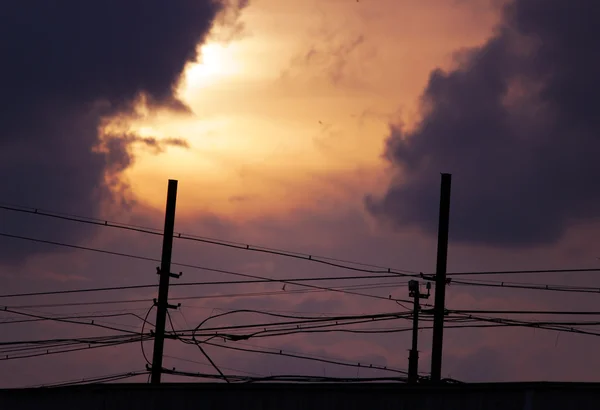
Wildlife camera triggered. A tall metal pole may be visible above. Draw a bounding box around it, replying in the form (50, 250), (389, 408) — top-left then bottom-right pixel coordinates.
(430, 173), (452, 383)
(151, 179), (178, 384)
(408, 282), (420, 383)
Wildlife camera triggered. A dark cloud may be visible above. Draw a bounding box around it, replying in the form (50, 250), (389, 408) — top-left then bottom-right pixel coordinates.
(366, 0), (600, 247)
(104, 133), (191, 155)
(0, 0), (250, 264)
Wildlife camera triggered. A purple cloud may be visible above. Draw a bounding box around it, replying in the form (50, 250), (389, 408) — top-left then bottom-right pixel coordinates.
(367, 0), (600, 247)
(0, 0), (245, 265)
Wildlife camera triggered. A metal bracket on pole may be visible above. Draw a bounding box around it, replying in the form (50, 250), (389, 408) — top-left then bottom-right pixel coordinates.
(152, 299), (181, 310)
(156, 267), (183, 279)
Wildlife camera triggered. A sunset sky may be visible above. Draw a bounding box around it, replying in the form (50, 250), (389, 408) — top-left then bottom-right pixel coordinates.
(2, 0), (600, 387)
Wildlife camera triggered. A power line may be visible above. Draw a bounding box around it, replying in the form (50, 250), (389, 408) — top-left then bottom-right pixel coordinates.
(236, 339), (410, 375)
(0, 231), (418, 305)
(0, 334), (135, 350)
(5, 203), (600, 291)
(0, 232), (159, 263)
(0, 307), (153, 360)
(0, 307), (143, 334)
(0, 275), (407, 299)
(188, 309), (411, 336)
(446, 268), (600, 276)
(2, 259), (596, 301)
(23, 370), (149, 388)
(164, 354), (264, 377)
(447, 309), (600, 316)
(163, 369), (410, 383)
(2, 280), (417, 311)
(451, 279), (600, 294)
(195, 340), (409, 376)
(155, 311), (415, 382)
(0, 311), (154, 327)
(197, 318), (414, 340)
(0, 203), (419, 276)
(445, 313), (600, 338)
(7, 274), (598, 312)
(185, 315), (412, 340)
(166, 309), (412, 375)
(179, 309), (600, 344)
(0, 335), (151, 361)
(6, 299), (149, 310)
(7, 222), (598, 299)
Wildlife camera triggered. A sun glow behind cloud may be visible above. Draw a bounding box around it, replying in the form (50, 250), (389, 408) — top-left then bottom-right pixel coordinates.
(117, 32), (387, 216)
(110, 0), (499, 220)
(181, 42), (245, 90)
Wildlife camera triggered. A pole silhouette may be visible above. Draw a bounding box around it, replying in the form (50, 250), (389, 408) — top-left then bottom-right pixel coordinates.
(408, 280), (430, 383)
(151, 179), (179, 384)
(430, 173), (452, 383)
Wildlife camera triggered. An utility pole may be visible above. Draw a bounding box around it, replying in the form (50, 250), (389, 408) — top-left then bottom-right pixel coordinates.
(150, 179), (180, 384)
(430, 173), (452, 383)
(408, 280), (430, 383)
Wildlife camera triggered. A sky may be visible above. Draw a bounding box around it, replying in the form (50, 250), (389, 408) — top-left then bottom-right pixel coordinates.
(1, 0), (600, 387)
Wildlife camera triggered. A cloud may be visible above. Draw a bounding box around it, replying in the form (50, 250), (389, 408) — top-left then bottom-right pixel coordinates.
(366, 0), (600, 248)
(210, 0), (252, 43)
(444, 346), (515, 382)
(102, 133), (191, 156)
(0, 0), (251, 265)
(281, 18), (377, 88)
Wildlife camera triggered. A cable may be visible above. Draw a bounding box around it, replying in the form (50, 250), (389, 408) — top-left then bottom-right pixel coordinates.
(446, 268), (600, 276)
(164, 307), (230, 382)
(175, 309), (413, 341)
(0, 312), (153, 327)
(0, 231), (419, 305)
(4, 274), (600, 305)
(451, 279), (600, 294)
(0, 203), (419, 276)
(3, 280), (416, 311)
(444, 313), (600, 338)
(446, 309), (600, 316)
(0, 333), (135, 349)
(203, 318), (414, 340)
(173, 234), (418, 277)
(188, 309), (412, 338)
(235, 340), (411, 375)
(194, 340), (408, 375)
(184, 316), (413, 341)
(195, 342), (229, 383)
(0, 335), (152, 361)
(164, 354), (264, 376)
(0, 307), (142, 335)
(0, 275), (408, 299)
(140, 304), (156, 366)
(0, 232), (158, 263)
(7, 230), (599, 300)
(163, 368), (410, 383)
(25, 370), (149, 388)
(0, 307), (154, 364)
(161, 309), (411, 377)
(5, 203), (600, 290)
(6, 299), (150, 310)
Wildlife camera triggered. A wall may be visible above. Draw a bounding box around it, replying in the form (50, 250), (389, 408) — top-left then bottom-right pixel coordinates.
(1, 382), (599, 410)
